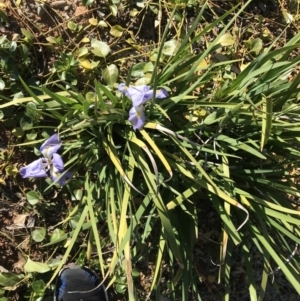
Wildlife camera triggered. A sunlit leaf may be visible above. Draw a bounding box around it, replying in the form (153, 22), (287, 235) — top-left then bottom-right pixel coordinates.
(26, 191), (41, 205)
(110, 25), (124, 37)
(162, 39), (181, 56)
(5, 165), (18, 177)
(31, 228), (46, 242)
(0, 79), (5, 90)
(21, 28), (34, 41)
(46, 36), (57, 44)
(251, 38), (263, 54)
(102, 64), (119, 86)
(82, 0), (94, 5)
(218, 32), (235, 46)
(109, 4), (118, 16)
(79, 59), (92, 69)
(24, 258), (50, 273)
(91, 39), (111, 57)
(50, 229), (65, 242)
(77, 46), (89, 58)
(131, 62), (146, 77)
(89, 17), (98, 26)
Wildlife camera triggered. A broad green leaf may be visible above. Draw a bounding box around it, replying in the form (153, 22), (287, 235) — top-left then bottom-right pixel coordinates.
(71, 189), (83, 201)
(21, 28), (34, 41)
(77, 46), (89, 58)
(131, 62), (146, 77)
(25, 102), (39, 119)
(102, 64), (119, 86)
(67, 21), (78, 31)
(251, 38), (263, 54)
(31, 228), (46, 242)
(26, 191), (41, 205)
(31, 280), (45, 294)
(91, 39), (111, 57)
(110, 25), (124, 37)
(162, 39), (181, 56)
(82, 0), (94, 5)
(26, 131), (37, 141)
(0, 272), (20, 288)
(109, 4), (118, 16)
(12, 127), (24, 138)
(50, 229), (65, 242)
(20, 116), (33, 130)
(99, 21), (108, 27)
(24, 258), (50, 273)
(46, 36), (57, 44)
(143, 62), (154, 73)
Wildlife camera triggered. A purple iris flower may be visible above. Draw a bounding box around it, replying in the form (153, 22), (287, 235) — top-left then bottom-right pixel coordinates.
(128, 105), (146, 130)
(118, 84), (153, 107)
(19, 134), (71, 186)
(118, 84), (168, 130)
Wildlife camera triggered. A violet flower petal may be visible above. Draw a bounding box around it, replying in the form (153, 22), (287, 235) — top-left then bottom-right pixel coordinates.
(128, 105), (146, 130)
(156, 88), (168, 99)
(52, 153), (64, 171)
(127, 86), (152, 106)
(19, 158), (48, 178)
(50, 167), (72, 186)
(119, 84), (151, 106)
(40, 134), (62, 159)
(118, 83), (127, 94)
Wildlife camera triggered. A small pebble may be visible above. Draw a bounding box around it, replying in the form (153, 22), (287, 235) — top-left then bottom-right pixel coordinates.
(37, 5), (46, 16)
(51, 1), (67, 9)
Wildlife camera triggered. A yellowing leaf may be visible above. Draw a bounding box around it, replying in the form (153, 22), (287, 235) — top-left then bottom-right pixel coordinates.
(5, 165), (18, 177)
(109, 4), (118, 16)
(81, 37), (90, 43)
(183, 113), (198, 122)
(130, 8), (139, 17)
(207, 275), (216, 284)
(99, 21), (108, 27)
(110, 25), (124, 38)
(183, 109), (207, 122)
(218, 33), (235, 46)
(240, 62), (250, 72)
(251, 38), (263, 54)
(196, 59), (208, 70)
(79, 59), (92, 69)
(89, 18), (98, 26)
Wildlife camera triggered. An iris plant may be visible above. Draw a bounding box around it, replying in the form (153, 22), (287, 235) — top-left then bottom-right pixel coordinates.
(19, 134), (71, 186)
(118, 84), (168, 130)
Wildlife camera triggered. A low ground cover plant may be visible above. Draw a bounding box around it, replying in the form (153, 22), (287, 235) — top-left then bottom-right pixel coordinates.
(0, 1), (299, 301)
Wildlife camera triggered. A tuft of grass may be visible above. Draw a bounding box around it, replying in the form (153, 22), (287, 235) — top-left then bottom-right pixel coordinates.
(0, 1), (300, 301)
